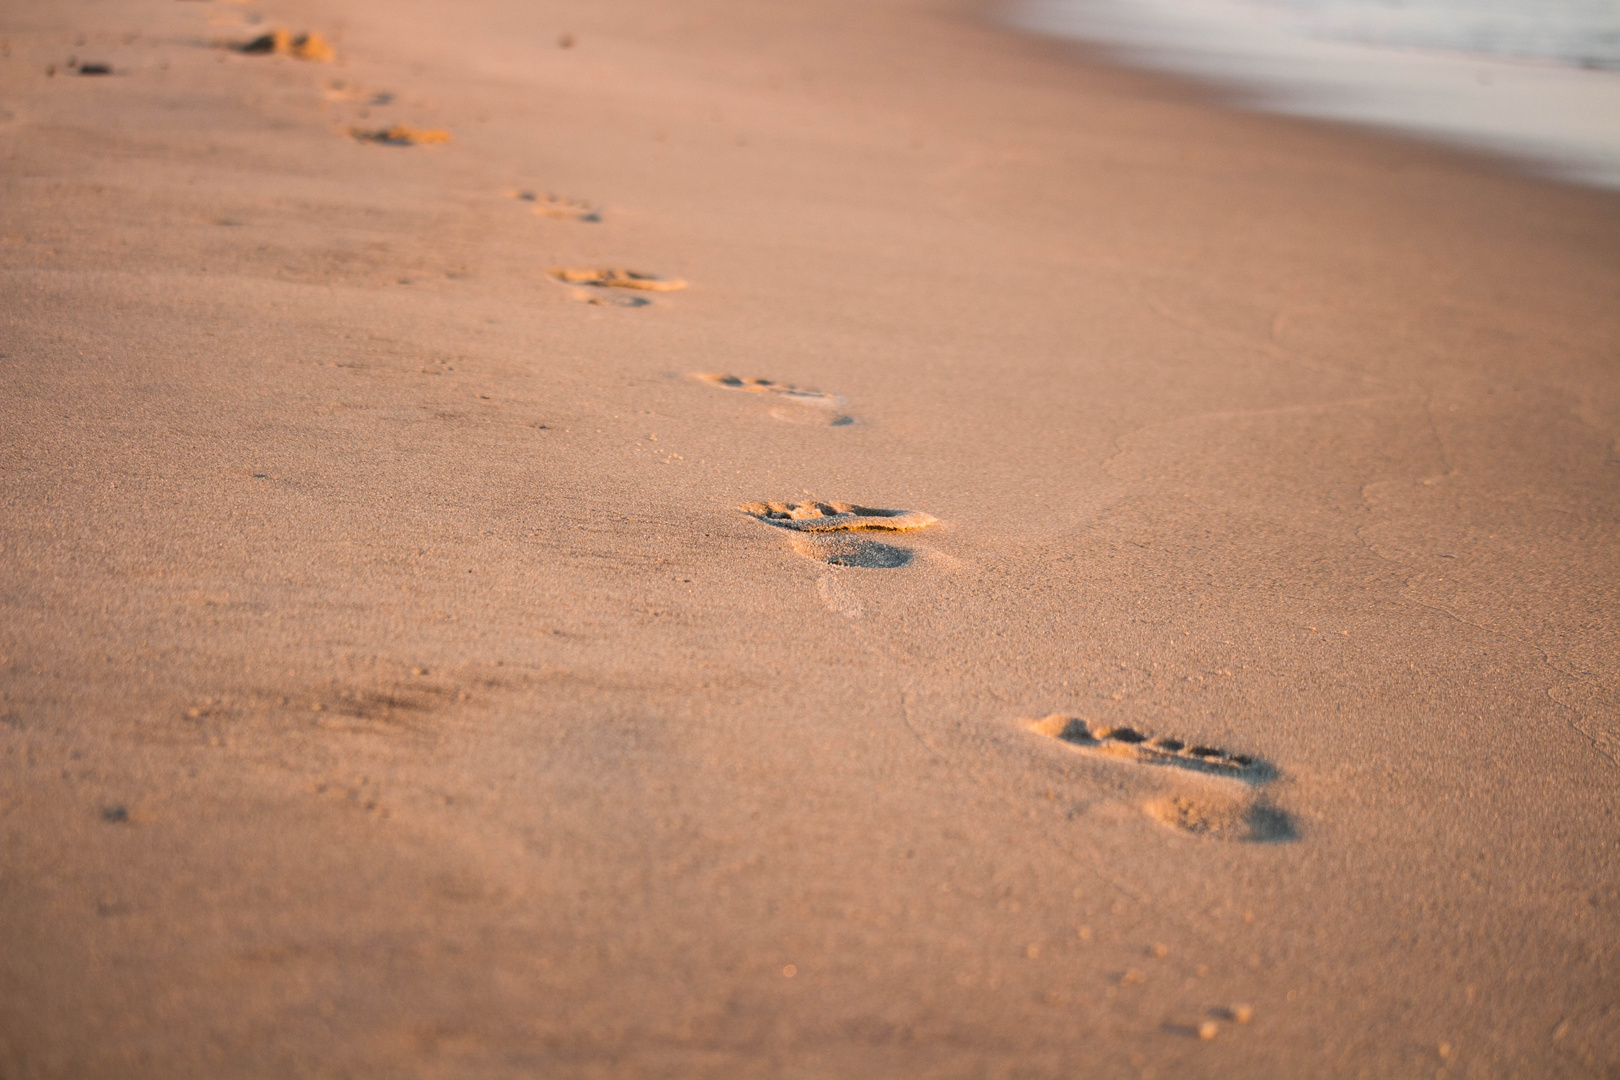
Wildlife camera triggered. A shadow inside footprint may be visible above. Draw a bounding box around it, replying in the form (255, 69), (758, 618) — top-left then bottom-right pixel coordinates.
(792, 533), (912, 568)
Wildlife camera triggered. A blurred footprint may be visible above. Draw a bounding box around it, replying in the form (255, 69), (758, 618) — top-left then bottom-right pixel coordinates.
(508, 189), (601, 222)
(570, 288), (649, 308)
(350, 125), (451, 145)
(550, 267), (685, 292)
(694, 373), (852, 425)
(324, 81), (393, 105)
(234, 29), (334, 61)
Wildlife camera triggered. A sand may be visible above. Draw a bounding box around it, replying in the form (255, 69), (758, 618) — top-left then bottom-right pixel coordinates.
(1, 0), (1616, 1075)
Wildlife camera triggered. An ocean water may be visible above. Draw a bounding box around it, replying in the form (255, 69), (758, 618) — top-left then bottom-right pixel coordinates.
(1255, 0), (1620, 70)
(1013, 0), (1620, 188)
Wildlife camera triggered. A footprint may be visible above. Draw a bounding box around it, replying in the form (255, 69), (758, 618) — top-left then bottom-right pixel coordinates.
(324, 81), (392, 105)
(550, 267), (686, 292)
(350, 126), (451, 146)
(1028, 715), (1271, 781)
(235, 29), (335, 62)
(569, 288), (649, 308)
(508, 189), (601, 223)
(1028, 715), (1294, 842)
(741, 501), (936, 532)
(742, 501), (937, 568)
(694, 373), (853, 425)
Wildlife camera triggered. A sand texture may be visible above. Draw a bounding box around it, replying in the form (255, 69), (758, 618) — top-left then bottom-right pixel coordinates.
(1, 0), (1617, 1075)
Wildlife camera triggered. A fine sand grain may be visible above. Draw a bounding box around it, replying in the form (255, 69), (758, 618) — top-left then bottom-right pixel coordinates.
(1, 0), (1616, 1076)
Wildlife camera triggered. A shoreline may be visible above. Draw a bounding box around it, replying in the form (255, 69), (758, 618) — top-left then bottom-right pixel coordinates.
(1005, 0), (1620, 190)
(2, 0), (1617, 1075)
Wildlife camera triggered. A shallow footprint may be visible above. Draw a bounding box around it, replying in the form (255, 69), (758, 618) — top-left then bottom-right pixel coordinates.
(508, 189), (601, 222)
(324, 81), (392, 105)
(1028, 715), (1294, 842)
(695, 373), (852, 425)
(743, 500), (936, 568)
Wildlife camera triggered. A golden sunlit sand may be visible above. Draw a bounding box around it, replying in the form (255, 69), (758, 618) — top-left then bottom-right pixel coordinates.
(0, 0), (1616, 1075)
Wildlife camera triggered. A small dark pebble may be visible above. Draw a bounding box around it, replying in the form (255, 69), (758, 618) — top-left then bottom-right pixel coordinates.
(239, 34), (279, 54)
(1105, 727), (1147, 744)
(78, 63), (112, 75)
(101, 805), (129, 823)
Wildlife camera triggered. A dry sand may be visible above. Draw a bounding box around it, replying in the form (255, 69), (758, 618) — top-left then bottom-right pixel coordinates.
(1, 0), (1617, 1075)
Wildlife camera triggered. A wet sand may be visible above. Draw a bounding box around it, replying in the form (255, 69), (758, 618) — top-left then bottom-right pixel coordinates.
(1, 0), (1617, 1075)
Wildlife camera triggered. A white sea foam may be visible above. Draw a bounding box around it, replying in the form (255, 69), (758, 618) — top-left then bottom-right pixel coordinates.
(1013, 0), (1620, 188)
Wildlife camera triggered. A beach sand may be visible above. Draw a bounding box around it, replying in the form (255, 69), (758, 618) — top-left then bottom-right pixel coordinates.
(1, 0), (1616, 1075)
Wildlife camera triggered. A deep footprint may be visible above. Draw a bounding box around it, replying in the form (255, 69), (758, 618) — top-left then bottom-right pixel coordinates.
(743, 501), (936, 568)
(1029, 715), (1293, 842)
